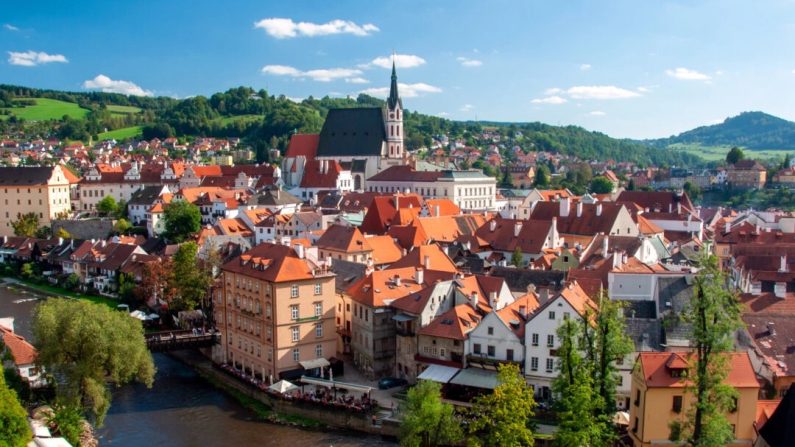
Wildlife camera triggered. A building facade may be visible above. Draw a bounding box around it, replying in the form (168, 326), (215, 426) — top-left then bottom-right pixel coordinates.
(0, 166), (73, 236)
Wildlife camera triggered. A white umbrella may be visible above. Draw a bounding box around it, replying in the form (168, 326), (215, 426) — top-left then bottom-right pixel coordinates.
(129, 310), (147, 321)
(268, 379), (298, 394)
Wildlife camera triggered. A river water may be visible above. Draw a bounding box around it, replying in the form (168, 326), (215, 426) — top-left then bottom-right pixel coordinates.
(0, 284), (395, 447)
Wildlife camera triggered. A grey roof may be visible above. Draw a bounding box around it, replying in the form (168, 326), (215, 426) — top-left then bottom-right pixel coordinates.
(625, 318), (663, 351)
(248, 187), (302, 206)
(317, 108), (386, 157)
(0, 166), (54, 186)
(620, 300), (658, 319)
(128, 186), (164, 205)
(490, 267), (565, 292)
(656, 275), (695, 345)
(330, 259), (367, 293)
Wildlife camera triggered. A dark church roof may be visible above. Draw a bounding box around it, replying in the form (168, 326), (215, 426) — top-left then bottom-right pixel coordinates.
(759, 384), (795, 447)
(317, 108), (386, 157)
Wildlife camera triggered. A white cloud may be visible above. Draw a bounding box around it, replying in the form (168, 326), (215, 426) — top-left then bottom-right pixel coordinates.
(457, 57), (482, 67)
(636, 86), (650, 93)
(580, 63), (592, 71)
(792, 69), (795, 75)
(254, 18), (378, 39)
(565, 85), (641, 100)
(345, 77), (369, 84)
(4, 24), (19, 31)
(82, 74), (152, 96)
(544, 87), (563, 96)
(437, 112), (450, 117)
(261, 64), (363, 82)
(360, 82), (442, 98)
(367, 54), (426, 69)
(460, 104), (475, 112)
(531, 96), (567, 105)
(589, 110), (606, 116)
(8, 50), (68, 66)
(665, 67), (711, 81)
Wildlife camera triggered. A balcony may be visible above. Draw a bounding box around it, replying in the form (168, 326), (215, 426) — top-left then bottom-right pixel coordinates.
(466, 354), (523, 371)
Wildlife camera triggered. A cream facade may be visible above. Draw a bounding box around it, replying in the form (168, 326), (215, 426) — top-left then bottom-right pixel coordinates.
(0, 166), (72, 236)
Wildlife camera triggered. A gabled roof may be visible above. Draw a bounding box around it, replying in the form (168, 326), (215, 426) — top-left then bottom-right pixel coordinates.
(418, 304), (481, 340)
(300, 159), (344, 189)
(364, 235), (403, 265)
(285, 133), (320, 159)
(359, 194), (423, 235)
(529, 201), (628, 236)
(419, 214), (487, 244)
(0, 166), (59, 186)
(221, 243), (326, 283)
(317, 108), (386, 157)
(368, 165), (443, 182)
(617, 190), (695, 215)
(0, 325), (37, 366)
(389, 244), (458, 273)
(316, 225), (371, 253)
(637, 352), (758, 388)
(346, 267), (426, 308)
(495, 292), (539, 339)
(475, 218), (554, 254)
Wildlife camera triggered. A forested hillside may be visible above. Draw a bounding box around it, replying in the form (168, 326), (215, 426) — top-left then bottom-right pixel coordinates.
(0, 84), (698, 167)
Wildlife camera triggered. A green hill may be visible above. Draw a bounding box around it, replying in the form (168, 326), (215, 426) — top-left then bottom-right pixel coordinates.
(646, 111), (795, 150)
(0, 98), (90, 121)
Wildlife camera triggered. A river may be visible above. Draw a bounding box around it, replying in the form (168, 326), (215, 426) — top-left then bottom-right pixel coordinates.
(0, 283), (396, 447)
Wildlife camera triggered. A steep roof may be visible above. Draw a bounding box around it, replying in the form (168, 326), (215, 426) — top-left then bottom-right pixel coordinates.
(346, 267), (425, 308)
(316, 225), (371, 253)
(0, 325), (37, 366)
(529, 201), (628, 236)
(389, 244), (458, 273)
(0, 166), (58, 186)
(359, 194), (423, 235)
(638, 352), (758, 388)
(368, 165), (443, 182)
(418, 304), (481, 340)
(616, 190), (695, 214)
(221, 243), (327, 283)
(364, 235), (403, 265)
(317, 108), (386, 157)
(300, 159), (344, 189)
(285, 133), (320, 159)
(475, 218), (554, 254)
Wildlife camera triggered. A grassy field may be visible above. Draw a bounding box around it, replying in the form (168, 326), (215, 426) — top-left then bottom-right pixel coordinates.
(214, 114), (262, 126)
(106, 104), (142, 116)
(98, 125), (143, 141)
(0, 98), (90, 121)
(667, 143), (794, 162)
(5, 278), (119, 309)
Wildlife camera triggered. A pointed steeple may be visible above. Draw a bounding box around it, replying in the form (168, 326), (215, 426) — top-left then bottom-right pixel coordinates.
(387, 56), (401, 110)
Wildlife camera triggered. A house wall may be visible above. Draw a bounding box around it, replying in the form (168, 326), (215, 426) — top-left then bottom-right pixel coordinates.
(0, 166), (71, 236)
(468, 312), (524, 365)
(524, 296), (581, 398)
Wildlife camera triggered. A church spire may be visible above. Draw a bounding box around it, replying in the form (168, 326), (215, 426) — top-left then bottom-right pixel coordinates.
(387, 56), (400, 110)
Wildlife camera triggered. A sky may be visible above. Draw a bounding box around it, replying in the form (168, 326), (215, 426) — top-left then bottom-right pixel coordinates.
(3, 0), (795, 139)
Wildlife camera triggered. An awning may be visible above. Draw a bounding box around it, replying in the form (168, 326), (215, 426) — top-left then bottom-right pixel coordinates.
(299, 358), (330, 370)
(299, 375), (372, 393)
(269, 379), (298, 394)
(449, 368), (499, 389)
(392, 314), (414, 322)
(417, 364), (460, 383)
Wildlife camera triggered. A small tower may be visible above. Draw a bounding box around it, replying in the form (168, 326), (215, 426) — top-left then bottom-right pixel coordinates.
(384, 58), (404, 159)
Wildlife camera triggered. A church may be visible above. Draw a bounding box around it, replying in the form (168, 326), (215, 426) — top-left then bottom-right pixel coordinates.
(282, 61), (408, 194)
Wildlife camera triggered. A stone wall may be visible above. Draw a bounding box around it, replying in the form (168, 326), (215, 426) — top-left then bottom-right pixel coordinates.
(52, 219), (114, 240)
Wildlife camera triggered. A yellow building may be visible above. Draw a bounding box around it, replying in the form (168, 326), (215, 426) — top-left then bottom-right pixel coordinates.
(0, 166), (74, 236)
(215, 242), (337, 380)
(629, 352), (760, 447)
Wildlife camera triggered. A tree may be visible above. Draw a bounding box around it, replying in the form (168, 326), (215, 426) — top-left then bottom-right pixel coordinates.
(113, 218), (132, 234)
(11, 212), (39, 237)
(55, 227), (72, 239)
(534, 165), (551, 188)
(726, 147), (745, 165)
(138, 259), (175, 308)
(511, 247), (524, 267)
(683, 181), (702, 201)
(553, 318), (600, 446)
(669, 255), (742, 447)
(63, 273), (80, 291)
(627, 178), (636, 191)
(400, 380), (463, 447)
(590, 176), (614, 194)
(115, 198), (128, 219)
(0, 371), (31, 447)
(96, 196), (119, 217)
(468, 363), (535, 446)
(33, 299), (155, 426)
(163, 201), (201, 242)
(169, 242), (211, 311)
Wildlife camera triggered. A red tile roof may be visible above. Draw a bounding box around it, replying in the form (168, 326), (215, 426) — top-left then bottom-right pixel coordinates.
(418, 304), (482, 340)
(221, 243), (326, 283)
(0, 325), (37, 366)
(285, 134), (320, 159)
(638, 352), (759, 388)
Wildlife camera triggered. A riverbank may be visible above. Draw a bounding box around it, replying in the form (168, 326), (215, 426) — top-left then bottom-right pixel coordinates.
(168, 349), (401, 439)
(2, 277), (118, 308)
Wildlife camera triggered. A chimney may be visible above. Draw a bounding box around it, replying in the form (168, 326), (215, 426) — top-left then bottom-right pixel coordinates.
(470, 291), (479, 310)
(768, 322), (777, 337)
(394, 275), (401, 286)
(295, 243), (305, 259)
(576, 201), (583, 217)
(519, 305), (527, 318)
(526, 283), (536, 295)
(489, 219), (497, 232)
(780, 255), (788, 273)
(423, 254), (431, 270)
(677, 203), (682, 214)
(596, 203), (603, 216)
(434, 205), (440, 217)
(559, 197), (570, 217)
(416, 267), (424, 285)
(602, 236), (609, 259)
(539, 288), (549, 303)
(514, 221), (523, 237)
(489, 291), (497, 309)
(725, 221), (731, 234)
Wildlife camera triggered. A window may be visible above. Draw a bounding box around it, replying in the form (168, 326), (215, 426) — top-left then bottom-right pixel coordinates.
(547, 335), (554, 347)
(563, 312), (570, 320)
(487, 345), (495, 357)
(293, 348), (300, 362)
(531, 333), (539, 346)
(291, 284), (299, 298)
(290, 305), (299, 320)
(507, 349), (514, 361)
(530, 357), (538, 371)
(545, 358), (554, 372)
(548, 311), (556, 320)
(487, 326), (494, 335)
(314, 283), (322, 295)
(291, 326), (299, 342)
(440, 348), (446, 358)
(316, 344), (323, 358)
(314, 302), (322, 317)
(672, 395), (683, 413)
(315, 322), (323, 338)
(634, 390), (641, 406)
(474, 343), (481, 354)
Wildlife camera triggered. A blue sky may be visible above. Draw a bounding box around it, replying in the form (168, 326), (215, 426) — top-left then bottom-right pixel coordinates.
(3, 0), (795, 139)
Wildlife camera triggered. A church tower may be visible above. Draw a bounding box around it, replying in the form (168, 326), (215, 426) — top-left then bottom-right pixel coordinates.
(384, 59), (404, 159)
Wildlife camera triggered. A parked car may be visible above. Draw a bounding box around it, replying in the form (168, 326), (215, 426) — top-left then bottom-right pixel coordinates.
(378, 377), (408, 390)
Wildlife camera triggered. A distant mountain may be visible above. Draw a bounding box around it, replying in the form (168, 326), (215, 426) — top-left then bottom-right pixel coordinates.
(645, 111), (795, 150)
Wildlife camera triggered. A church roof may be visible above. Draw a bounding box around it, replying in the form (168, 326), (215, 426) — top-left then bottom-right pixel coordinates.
(317, 108), (386, 157)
